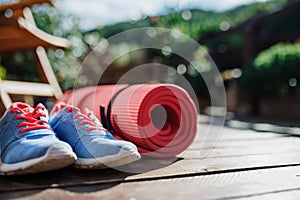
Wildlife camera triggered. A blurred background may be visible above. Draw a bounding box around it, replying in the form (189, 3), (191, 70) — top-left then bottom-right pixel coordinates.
(0, 0), (299, 122)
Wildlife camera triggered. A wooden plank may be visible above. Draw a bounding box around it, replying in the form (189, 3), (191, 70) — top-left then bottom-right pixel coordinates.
(0, 26), (24, 39)
(0, 17), (69, 52)
(0, 80), (55, 96)
(17, 17), (69, 48)
(1, 149), (300, 193)
(126, 151), (300, 180)
(0, 5), (69, 52)
(181, 137), (300, 159)
(0, 157), (176, 192)
(35, 46), (63, 99)
(23, 7), (36, 26)
(190, 134), (297, 149)
(0, 79), (55, 107)
(0, 125), (299, 192)
(195, 124), (282, 142)
(11, 165), (300, 200)
(237, 190), (300, 200)
(0, 0), (52, 11)
(190, 124), (289, 158)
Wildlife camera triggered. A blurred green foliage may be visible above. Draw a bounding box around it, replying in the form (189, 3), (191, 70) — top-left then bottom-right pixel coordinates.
(101, 0), (292, 41)
(0, 0), (296, 94)
(0, 64), (6, 79)
(33, 5), (89, 90)
(239, 43), (300, 96)
(94, 0), (294, 101)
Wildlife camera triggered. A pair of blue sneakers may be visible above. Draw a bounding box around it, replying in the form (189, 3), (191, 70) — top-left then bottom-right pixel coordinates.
(0, 102), (141, 175)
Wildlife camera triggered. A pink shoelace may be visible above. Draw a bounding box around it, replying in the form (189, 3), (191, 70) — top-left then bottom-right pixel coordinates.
(66, 106), (106, 132)
(12, 104), (50, 134)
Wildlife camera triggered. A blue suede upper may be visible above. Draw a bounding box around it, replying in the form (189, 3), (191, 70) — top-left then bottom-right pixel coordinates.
(0, 109), (71, 164)
(49, 106), (137, 159)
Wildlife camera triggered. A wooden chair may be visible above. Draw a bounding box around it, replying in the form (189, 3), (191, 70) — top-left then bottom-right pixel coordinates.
(0, 0), (69, 113)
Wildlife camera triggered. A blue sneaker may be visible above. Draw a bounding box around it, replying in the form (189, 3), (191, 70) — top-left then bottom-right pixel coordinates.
(49, 102), (141, 169)
(0, 102), (77, 175)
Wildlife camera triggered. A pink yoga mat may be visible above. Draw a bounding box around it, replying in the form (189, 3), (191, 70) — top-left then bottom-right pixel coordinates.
(60, 84), (197, 157)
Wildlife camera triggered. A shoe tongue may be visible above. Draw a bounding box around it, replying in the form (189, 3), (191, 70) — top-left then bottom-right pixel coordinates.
(23, 107), (34, 114)
(85, 108), (102, 126)
(34, 104), (49, 121)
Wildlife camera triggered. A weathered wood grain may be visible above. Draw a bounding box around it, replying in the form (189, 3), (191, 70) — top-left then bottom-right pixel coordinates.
(1, 145), (300, 193)
(14, 165), (300, 200)
(237, 189), (300, 200)
(1, 124), (300, 193)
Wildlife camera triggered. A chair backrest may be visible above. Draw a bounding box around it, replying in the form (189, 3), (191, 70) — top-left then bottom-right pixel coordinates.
(0, 0), (69, 112)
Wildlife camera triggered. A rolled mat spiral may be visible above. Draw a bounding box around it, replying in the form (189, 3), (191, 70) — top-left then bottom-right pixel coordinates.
(60, 84), (197, 157)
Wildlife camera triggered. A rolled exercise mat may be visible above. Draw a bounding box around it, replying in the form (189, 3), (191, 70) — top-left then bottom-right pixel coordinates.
(60, 84), (197, 157)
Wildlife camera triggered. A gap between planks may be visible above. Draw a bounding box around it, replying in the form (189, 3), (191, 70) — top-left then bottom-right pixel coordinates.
(13, 165), (300, 200)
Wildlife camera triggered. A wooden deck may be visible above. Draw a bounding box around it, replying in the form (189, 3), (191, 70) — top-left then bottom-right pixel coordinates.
(1, 118), (300, 200)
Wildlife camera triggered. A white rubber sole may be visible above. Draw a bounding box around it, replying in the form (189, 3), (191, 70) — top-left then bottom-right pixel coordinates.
(0, 144), (77, 175)
(74, 145), (141, 169)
